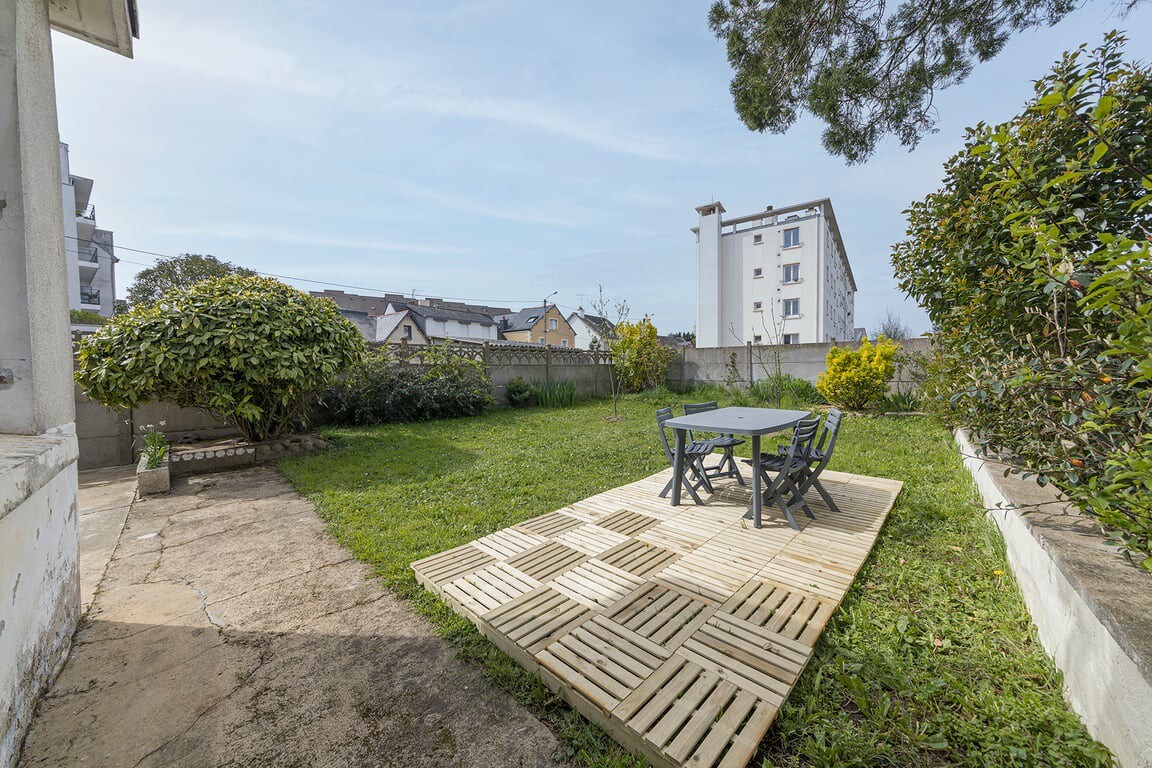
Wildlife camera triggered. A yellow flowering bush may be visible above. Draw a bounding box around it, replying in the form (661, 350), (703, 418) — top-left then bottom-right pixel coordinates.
(816, 335), (898, 410)
(612, 316), (674, 392)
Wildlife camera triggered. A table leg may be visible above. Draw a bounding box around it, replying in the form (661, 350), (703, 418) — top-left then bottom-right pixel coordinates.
(751, 434), (762, 528)
(671, 428), (685, 506)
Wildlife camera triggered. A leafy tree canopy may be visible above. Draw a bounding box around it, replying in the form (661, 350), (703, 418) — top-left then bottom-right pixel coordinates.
(708, 0), (1107, 163)
(126, 253), (256, 306)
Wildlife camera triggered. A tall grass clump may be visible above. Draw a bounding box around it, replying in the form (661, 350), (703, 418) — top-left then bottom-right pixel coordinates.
(538, 380), (576, 408)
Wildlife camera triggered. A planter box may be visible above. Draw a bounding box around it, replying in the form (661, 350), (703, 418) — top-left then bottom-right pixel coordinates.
(169, 435), (329, 477)
(136, 451), (170, 496)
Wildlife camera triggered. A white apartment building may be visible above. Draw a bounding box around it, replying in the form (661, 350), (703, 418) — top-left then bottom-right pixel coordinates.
(60, 142), (118, 316)
(693, 199), (856, 348)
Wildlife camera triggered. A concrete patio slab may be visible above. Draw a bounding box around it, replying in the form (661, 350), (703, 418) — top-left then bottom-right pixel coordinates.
(19, 466), (558, 768)
(76, 465), (135, 614)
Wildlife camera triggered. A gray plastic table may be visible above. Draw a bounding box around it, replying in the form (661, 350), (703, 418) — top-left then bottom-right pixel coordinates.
(663, 407), (810, 528)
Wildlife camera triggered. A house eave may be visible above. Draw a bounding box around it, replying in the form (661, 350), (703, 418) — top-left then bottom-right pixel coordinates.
(49, 0), (138, 58)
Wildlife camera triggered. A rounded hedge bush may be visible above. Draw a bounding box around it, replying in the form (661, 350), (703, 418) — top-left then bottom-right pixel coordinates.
(75, 275), (364, 441)
(321, 343), (492, 424)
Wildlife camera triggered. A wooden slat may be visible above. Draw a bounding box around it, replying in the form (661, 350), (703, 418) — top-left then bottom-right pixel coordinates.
(553, 523), (631, 557)
(605, 582), (715, 651)
(441, 562), (540, 618)
(472, 528), (548, 559)
(411, 543), (494, 587)
(597, 508), (661, 537)
(552, 560), (645, 608)
(598, 538), (680, 579)
(411, 466), (902, 768)
(506, 540), (588, 581)
(513, 510), (585, 538)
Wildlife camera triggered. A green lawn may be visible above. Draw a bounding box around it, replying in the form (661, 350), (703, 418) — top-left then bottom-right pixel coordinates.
(281, 390), (1112, 768)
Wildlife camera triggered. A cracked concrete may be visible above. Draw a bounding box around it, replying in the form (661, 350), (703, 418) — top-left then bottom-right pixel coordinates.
(18, 466), (558, 768)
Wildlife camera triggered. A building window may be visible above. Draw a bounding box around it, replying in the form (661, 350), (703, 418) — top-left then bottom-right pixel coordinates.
(782, 333), (799, 345)
(783, 228), (800, 248)
(753, 301), (763, 312)
(753, 267), (763, 278)
(753, 233), (763, 245)
(783, 263), (800, 283)
(753, 335), (762, 344)
(403, 324), (412, 340)
(539, 336), (546, 344)
(783, 298), (800, 317)
(561, 339), (569, 348)
(549, 318), (557, 330)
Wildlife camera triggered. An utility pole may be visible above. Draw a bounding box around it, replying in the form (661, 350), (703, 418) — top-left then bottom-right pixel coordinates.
(542, 290), (557, 347)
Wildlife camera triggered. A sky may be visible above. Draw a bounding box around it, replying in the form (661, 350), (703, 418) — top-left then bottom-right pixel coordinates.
(50, 0), (1152, 336)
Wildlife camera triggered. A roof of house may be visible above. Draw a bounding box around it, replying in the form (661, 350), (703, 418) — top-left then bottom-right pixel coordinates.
(657, 334), (693, 349)
(399, 302), (497, 326)
(568, 311), (615, 338)
(495, 305), (559, 333)
(312, 290), (511, 319)
(335, 308), (376, 341)
(313, 290), (407, 315)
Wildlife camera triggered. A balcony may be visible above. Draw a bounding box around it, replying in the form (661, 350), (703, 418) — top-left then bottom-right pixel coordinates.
(78, 203), (96, 221)
(78, 246), (99, 266)
(80, 287), (101, 306)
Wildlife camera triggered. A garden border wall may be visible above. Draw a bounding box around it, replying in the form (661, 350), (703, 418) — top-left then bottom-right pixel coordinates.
(75, 339), (926, 469)
(956, 429), (1152, 768)
(666, 338), (930, 391)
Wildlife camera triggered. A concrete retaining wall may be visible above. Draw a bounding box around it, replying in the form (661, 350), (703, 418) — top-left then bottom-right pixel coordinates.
(75, 385), (237, 470)
(483, 352), (610, 403)
(0, 433), (79, 768)
(668, 337), (930, 390)
(956, 429), (1152, 768)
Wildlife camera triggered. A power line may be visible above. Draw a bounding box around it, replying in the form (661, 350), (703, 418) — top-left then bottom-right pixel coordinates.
(62, 234), (547, 306)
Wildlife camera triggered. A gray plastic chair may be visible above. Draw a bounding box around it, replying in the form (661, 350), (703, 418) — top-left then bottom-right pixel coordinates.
(744, 416), (820, 529)
(683, 401), (745, 486)
(655, 407), (715, 505)
(777, 408), (843, 514)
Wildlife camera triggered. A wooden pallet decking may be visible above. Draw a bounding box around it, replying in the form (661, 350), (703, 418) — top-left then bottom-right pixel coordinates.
(413, 468), (902, 768)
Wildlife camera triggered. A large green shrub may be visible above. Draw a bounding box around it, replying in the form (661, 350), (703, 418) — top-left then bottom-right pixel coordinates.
(323, 343), (491, 424)
(612, 317), (674, 392)
(75, 276), (364, 441)
(816, 336), (899, 410)
(892, 33), (1152, 568)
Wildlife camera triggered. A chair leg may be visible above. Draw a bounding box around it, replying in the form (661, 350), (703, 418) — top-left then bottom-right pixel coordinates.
(693, 457), (715, 494)
(813, 478), (842, 514)
(725, 449), (745, 485)
(775, 493), (801, 530)
(660, 460), (708, 504)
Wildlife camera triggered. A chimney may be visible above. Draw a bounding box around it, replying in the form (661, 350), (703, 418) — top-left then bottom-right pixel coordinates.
(577, 306), (585, 318)
(695, 201), (725, 348)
